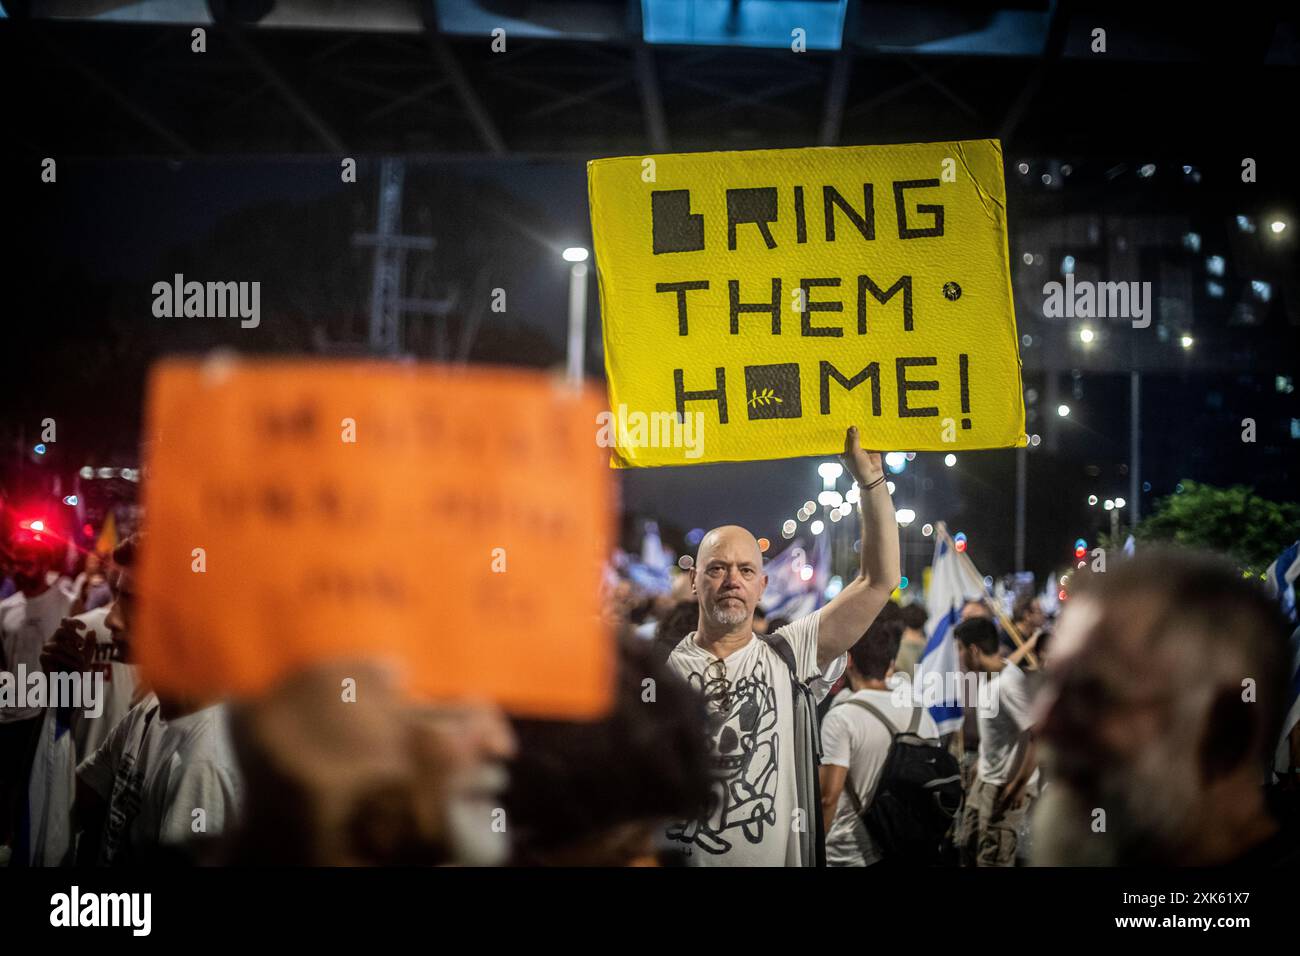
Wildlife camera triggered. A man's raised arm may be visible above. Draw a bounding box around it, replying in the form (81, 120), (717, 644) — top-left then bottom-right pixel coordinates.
(815, 426), (901, 671)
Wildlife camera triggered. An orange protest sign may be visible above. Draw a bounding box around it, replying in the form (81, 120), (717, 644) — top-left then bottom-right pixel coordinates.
(135, 359), (614, 719)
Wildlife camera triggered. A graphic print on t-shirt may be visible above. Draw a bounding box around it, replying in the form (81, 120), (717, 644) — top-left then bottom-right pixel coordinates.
(667, 656), (780, 854)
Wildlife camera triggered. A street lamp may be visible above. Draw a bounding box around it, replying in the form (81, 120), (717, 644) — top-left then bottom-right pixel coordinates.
(563, 247), (590, 384)
(1057, 404), (1071, 417)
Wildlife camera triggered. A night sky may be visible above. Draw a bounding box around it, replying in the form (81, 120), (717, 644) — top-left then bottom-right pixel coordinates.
(10, 149), (1295, 588)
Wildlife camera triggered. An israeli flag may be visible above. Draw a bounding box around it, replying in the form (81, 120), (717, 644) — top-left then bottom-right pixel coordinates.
(916, 530), (987, 734)
(762, 534), (829, 623)
(1265, 541), (1300, 779)
(626, 520), (673, 594)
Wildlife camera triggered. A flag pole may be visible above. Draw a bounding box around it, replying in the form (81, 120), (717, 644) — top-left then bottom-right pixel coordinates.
(935, 523), (1039, 669)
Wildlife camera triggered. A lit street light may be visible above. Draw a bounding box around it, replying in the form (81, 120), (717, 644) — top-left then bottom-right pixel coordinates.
(563, 247), (590, 385)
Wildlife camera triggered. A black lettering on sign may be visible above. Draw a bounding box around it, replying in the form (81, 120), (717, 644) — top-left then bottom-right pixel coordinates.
(729, 278), (781, 335)
(655, 281), (710, 335)
(652, 190), (705, 254)
(896, 357), (940, 417)
(959, 353), (972, 428)
(726, 187), (778, 250)
(894, 179), (944, 239)
(675, 367), (728, 424)
(261, 484), (295, 520)
(820, 361), (881, 416)
(800, 278), (843, 337)
(823, 185), (875, 243)
(857, 274), (913, 332)
(258, 404), (318, 441)
(793, 185), (807, 244)
(744, 364), (802, 421)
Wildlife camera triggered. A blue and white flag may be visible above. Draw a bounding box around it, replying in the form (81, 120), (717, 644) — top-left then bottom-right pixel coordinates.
(1265, 541), (1300, 779)
(626, 520), (673, 594)
(762, 535), (829, 623)
(1265, 540), (1299, 625)
(916, 528), (987, 734)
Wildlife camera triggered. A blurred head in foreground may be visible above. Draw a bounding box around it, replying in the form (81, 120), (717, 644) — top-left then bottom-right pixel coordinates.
(1033, 548), (1292, 865)
(229, 664), (516, 866)
(505, 637), (712, 865)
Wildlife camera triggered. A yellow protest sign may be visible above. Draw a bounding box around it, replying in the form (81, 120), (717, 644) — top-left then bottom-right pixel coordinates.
(135, 359), (614, 719)
(588, 139), (1026, 467)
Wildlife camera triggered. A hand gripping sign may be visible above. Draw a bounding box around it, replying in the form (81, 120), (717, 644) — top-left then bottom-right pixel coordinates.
(588, 140), (1026, 467)
(136, 359), (614, 719)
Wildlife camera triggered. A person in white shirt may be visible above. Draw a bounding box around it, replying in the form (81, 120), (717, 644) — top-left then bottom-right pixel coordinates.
(72, 536), (241, 865)
(0, 534), (73, 860)
(26, 588), (141, 865)
(663, 425), (901, 866)
(953, 616), (1039, 866)
(819, 616), (939, 866)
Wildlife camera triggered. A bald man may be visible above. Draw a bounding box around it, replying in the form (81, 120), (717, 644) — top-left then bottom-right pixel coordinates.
(662, 426), (900, 866)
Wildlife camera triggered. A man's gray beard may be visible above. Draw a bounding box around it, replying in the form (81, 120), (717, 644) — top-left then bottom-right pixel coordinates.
(1033, 748), (1199, 866)
(445, 764), (511, 866)
(709, 603), (750, 628)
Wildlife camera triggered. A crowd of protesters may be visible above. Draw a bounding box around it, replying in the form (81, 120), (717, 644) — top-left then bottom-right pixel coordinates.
(2, 427), (1299, 868)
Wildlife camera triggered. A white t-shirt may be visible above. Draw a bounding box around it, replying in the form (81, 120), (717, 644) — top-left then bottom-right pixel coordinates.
(665, 612), (843, 866)
(820, 685), (940, 866)
(77, 695), (242, 865)
(976, 661), (1038, 787)
(25, 606), (139, 866)
(0, 585), (74, 723)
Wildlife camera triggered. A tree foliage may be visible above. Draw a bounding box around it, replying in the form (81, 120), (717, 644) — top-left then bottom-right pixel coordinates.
(1126, 480), (1300, 576)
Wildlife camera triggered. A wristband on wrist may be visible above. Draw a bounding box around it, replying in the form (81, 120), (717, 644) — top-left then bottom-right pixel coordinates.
(863, 474), (887, 491)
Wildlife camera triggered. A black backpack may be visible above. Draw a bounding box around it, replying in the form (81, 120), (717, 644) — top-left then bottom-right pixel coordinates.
(837, 698), (962, 865)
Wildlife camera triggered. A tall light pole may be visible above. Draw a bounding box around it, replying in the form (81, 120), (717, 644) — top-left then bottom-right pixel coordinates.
(1130, 371), (1141, 524)
(563, 247), (589, 385)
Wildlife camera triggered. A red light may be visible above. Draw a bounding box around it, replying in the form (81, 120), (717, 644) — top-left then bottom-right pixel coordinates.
(83, 523), (95, 537)
(1058, 589), (1068, 601)
(954, 539), (966, 552)
(1074, 545), (1086, 559)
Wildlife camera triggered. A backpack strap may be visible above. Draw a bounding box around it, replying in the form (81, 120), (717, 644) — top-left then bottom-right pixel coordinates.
(755, 629), (826, 866)
(754, 630), (798, 678)
(906, 700), (923, 734)
(837, 698), (908, 815)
